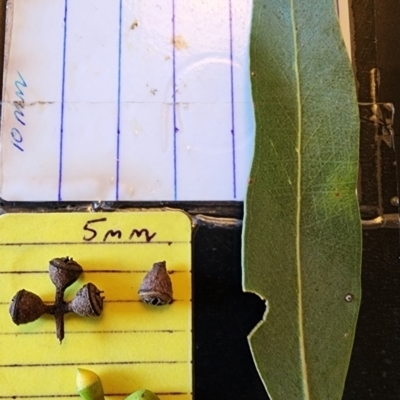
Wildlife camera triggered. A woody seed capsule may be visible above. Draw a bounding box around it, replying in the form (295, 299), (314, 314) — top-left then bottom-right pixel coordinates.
(49, 256), (83, 290)
(9, 289), (47, 325)
(138, 261), (173, 306)
(69, 283), (105, 317)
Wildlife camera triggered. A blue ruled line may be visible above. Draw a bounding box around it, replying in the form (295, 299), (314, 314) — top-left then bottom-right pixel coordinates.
(116, 0), (123, 200)
(228, 0), (237, 199)
(58, 0), (68, 201)
(172, 0), (178, 200)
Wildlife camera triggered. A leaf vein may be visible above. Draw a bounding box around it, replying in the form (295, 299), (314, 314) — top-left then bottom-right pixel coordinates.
(291, 1), (311, 399)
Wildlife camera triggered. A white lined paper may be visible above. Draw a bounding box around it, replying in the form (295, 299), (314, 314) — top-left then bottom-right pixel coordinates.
(0, 0), (351, 201)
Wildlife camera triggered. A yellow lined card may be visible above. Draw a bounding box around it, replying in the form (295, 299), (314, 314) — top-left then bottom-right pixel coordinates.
(0, 211), (192, 400)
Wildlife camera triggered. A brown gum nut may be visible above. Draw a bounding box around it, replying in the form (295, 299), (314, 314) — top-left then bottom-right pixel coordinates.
(138, 261), (173, 306)
(9, 289), (46, 325)
(49, 257), (83, 290)
(70, 283), (104, 317)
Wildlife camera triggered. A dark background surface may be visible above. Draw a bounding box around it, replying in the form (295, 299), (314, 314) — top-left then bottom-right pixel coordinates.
(0, 1), (400, 399)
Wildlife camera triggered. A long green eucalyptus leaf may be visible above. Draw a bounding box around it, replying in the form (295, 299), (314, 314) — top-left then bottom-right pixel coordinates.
(243, 1), (361, 399)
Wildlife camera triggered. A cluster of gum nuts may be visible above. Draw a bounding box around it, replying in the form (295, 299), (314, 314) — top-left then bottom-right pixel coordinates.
(9, 258), (173, 343)
(9, 257), (104, 343)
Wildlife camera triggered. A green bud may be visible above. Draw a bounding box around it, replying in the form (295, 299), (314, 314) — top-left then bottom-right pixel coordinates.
(124, 389), (161, 400)
(76, 368), (105, 400)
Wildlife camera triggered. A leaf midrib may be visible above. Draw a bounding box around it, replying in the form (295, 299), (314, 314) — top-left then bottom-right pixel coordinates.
(290, 1), (310, 399)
